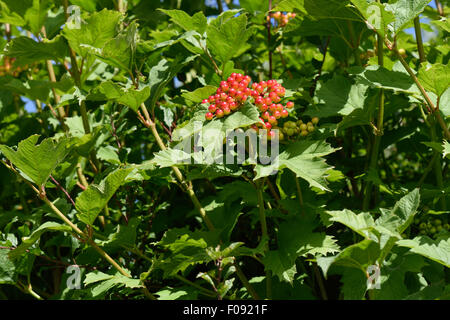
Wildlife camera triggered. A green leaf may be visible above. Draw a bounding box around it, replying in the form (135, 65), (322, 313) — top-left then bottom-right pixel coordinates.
(152, 228), (217, 278)
(396, 236), (450, 268)
(206, 13), (253, 64)
(88, 81), (150, 112)
(262, 250), (297, 284)
(84, 271), (143, 298)
(349, 65), (419, 95)
(350, 0), (394, 37)
(62, 9), (122, 56)
(375, 188), (420, 234)
(327, 209), (376, 239)
(147, 55), (198, 110)
(418, 63), (450, 98)
(254, 140), (339, 191)
(75, 168), (134, 225)
(9, 222), (71, 260)
(0, 135), (72, 187)
(159, 9), (207, 34)
(4, 36), (68, 65)
(385, 0), (429, 34)
(0, 248), (16, 284)
(320, 239), (381, 275)
(98, 21), (138, 73)
(181, 86), (217, 105)
(306, 75), (369, 118)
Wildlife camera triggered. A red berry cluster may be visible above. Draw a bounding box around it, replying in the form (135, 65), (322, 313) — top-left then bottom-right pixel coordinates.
(249, 79), (294, 138)
(266, 12), (296, 28)
(203, 73), (252, 120)
(203, 74), (295, 139)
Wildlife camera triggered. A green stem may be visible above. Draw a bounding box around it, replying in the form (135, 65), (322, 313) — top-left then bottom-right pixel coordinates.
(395, 51), (450, 140)
(413, 17), (426, 63)
(256, 179), (271, 299)
(430, 121), (446, 211)
(294, 177), (304, 211)
(174, 275), (218, 298)
(363, 31), (385, 211)
(234, 262), (260, 300)
(312, 262), (328, 300)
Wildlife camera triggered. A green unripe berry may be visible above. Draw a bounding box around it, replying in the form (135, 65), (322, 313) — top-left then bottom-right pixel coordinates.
(307, 125), (315, 132)
(311, 117), (319, 125)
(419, 230), (427, 235)
(419, 222), (427, 229)
(286, 128), (295, 136)
(434, 219), (442, 226)
(436, 225), (443, 232)
(430, 227), (437, 234)
(300, 124), (307, 131)
(300, 130), (308, 137)
(444, 223), (450, 230)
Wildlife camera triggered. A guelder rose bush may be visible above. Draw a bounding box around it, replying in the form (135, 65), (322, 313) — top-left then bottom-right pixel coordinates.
(0, 0), (448, 301)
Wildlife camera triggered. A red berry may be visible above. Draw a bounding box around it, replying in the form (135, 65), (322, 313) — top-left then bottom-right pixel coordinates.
(209, 96), (215, 103)
(265, 97), (272, 105)
(221, 83), (229, 92)
(286, 101), (294, 109)
(209, 104), (217, 113)
(227, 77), (234, 83)
(244, 88), (252, 96)
(252, 83), (258, 90)
(274, 111), (281, 119)
(236, 73), (243, 82)
(230, 72), (237, 78)
(281, 109), (289, 118)
(216, 109), (224, 118)
(220, 101), (229, 109)
(214, 94), (220, 100)
(202, 99), (209, 104)
(268, 116), (277, 124)
(205, 112), (214, 120)
(229, 101), (238, 110)
(220, 81), (227, 87)
(276, 104), (284, 112)
(267, 80), (275, 87)
(229, 88), (237, 97)
(259, 104), (268, 112)
(238, 83), (247, 91)
(265, 122), (272, 130)
(223, 107), (231, 115)
(269, 104), (277, 113)
(262, 111), (270, 120)
(231, 81), (239, 89)
(244, 75), (252, 83)
(270, 91), (280, 102)
(255, 97), (264, 106)
(260, 81), (267, 88)
(256, 85), (264, 93)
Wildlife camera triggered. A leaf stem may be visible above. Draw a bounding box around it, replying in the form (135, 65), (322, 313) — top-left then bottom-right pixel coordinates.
(413, 17), (426, 63)
(234, 262), (260, 300)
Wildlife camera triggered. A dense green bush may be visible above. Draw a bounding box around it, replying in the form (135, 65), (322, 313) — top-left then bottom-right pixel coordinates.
(0, 0), (449, 300)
